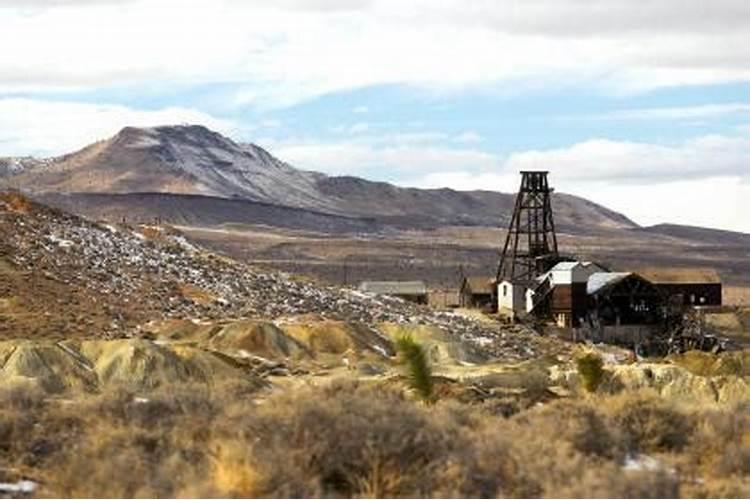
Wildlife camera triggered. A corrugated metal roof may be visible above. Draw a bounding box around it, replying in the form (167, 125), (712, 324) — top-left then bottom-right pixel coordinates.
(636, 267), (721, 285)
(551, 261), (589, 271)
(359, 281), (427, 296)
(587, 272), (632, 295)
(463, 276), (494, 295)
(537, 261), (606, 285)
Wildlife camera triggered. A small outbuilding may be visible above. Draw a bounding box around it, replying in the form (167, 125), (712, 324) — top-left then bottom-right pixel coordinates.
(497, 279), (528, 316)
(358, 281), (428, 304)
(460, 276), (494, 309)
(636, 267), (722, 306)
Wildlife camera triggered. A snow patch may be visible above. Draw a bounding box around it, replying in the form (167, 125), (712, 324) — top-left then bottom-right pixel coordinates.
(0, 480), (37, 494)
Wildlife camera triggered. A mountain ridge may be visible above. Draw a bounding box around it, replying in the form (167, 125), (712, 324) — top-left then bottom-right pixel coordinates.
(0, 124), (641, 233)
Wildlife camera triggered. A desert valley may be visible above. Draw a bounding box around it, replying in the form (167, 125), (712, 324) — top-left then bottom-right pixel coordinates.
(0, 124), (748, 498)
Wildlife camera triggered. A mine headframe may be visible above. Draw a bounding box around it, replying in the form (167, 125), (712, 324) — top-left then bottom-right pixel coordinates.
(496, 171), (560, 284)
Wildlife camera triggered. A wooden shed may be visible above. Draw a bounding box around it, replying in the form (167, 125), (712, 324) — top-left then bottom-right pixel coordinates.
(636, 267), (722, 306)
(459, 276), (494, 309)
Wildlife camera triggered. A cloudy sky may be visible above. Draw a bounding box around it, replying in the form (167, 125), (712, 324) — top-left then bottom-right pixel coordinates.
(2, 0), (750, 232)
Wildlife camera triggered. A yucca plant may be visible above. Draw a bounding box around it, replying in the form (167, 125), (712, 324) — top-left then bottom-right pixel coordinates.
(394, 334), (435, 404)
(576, 350), (605, 393)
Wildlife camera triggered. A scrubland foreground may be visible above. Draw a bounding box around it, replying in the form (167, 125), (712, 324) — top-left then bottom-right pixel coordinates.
(0, 365), (748, 499)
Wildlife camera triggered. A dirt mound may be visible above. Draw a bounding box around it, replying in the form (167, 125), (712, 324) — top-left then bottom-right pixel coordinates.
(279, 319), (394, 359)
(379, 323), (488, 366)
(155, 319), (312, 361)
(606, 363), (748, 406)
(211, 321), (312, 360)
(0, 339), (264, 394)
(0, 341), (98, 393)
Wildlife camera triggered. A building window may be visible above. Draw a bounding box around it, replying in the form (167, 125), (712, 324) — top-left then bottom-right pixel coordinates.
(503, 285), (508, 297)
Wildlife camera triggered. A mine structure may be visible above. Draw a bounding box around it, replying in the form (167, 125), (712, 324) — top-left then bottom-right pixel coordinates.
(496, 171), (560, 284)
(488, 171), (728, 354)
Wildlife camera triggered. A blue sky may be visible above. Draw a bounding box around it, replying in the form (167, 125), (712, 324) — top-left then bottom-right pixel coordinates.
(1, 0), (749, 232)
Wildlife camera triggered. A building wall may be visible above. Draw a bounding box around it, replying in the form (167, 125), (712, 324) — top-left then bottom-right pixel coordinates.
(395, 293), (428, 305)
(550, 283), (588, 327)
(656, 283), (722, 306)
(429, 290), (460, 308)
(498, 281), (525, 312)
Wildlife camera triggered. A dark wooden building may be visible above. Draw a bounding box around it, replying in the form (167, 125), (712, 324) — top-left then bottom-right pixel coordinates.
(586, 272), (665, 326)
(636, 268), (722, 307)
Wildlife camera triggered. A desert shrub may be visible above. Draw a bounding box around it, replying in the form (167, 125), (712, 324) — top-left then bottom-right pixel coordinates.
(0, 383), (46, 411)
(576, 351), (605, 393)
(686, 403), (750, 478)
(0, 375), (744, 498)
(236, 380), (465, 497)
(87, 383), (218, 428)
(515, 399), (624, 460)
(555, 468), (680, 498)
(394, 335), (435, 403)
(605, 392), (693, 453)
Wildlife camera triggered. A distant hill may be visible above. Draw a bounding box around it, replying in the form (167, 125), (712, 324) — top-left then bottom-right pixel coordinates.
(637, 223), (750, 247)
(1, 124), (636, 233)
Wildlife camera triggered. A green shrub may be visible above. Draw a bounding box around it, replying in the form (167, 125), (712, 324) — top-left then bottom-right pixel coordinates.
(576, 351), (605, 393)
(394, 335), (435, 404)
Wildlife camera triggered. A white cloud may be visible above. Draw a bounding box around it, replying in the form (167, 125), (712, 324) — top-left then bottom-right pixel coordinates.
(399, 132), (750, 232)
(453, 131), (483, 144)
(585, 102), (750, 121)
(2, 1), (750, 105)
(0, 98), (233, 156)
(352, 105), (369, 114)
(406, 171), (750, 232)
(505, 135), (750, 182)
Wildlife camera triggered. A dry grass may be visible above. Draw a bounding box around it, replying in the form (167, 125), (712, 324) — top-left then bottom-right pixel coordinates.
(724, 286), (750, 306)
(0, 192), (32, 214)
(0, 380), (747, 498)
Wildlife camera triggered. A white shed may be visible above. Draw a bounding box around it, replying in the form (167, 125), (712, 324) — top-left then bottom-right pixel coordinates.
(497, 279), (527, 314)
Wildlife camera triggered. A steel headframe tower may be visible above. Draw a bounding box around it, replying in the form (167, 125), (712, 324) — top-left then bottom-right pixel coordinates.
(496, 171), (559, 284)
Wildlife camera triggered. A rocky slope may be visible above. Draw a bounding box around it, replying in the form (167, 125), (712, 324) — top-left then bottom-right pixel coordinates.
(0, 193), (549, 360)
(1, 124), (636, 232)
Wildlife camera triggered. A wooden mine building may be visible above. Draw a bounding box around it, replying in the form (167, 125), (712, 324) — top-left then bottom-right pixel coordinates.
(636, 267), (722, 307)
(460, 276), (494, 309)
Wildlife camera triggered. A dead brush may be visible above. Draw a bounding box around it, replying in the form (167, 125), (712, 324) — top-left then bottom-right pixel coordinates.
(0, 192), (32, 214)
(603, 390), (693, 453)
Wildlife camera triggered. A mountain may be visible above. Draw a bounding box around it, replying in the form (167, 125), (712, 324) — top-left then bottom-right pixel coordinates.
(637, 223), (750, 247)
(1, 125), (636, 233)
